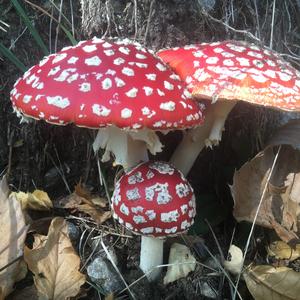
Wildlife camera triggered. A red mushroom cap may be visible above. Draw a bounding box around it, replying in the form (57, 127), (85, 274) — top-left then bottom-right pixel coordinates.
(157, 40), (300, 111)
(111, 161), (196, 237)
(10, 38), (204, 130)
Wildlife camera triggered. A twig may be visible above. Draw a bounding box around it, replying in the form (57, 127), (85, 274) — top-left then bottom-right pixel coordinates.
(101, 239), (136, 300)
(133, 0), (138, 40)
(252, 0), (261, 39)
(0, 255), (22, 273)
(54, 0), (64, 52)
(95, 152), (111, 208)
(143, 0), (155, 45)
(201, 9), (261, 43)
(269, 0), (276, 49)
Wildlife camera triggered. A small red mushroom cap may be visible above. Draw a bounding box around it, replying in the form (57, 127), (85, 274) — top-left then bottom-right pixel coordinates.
(158, 40), (300, 111)
(10, 38), (204, 130)
(111, 161), (196, 237)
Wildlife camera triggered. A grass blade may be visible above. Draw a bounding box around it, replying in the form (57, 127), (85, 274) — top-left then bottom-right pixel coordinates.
(60, 23), (77, 46)
(11, 0), (49, 55)
(0, 43), (26, 72)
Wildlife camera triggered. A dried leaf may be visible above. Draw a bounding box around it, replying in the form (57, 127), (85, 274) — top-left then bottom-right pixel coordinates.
(24, 217), (85, 300)
(0, 176), (28, 300)
(76, 203), (111, 224)
(12, 190), (53, 211)
(90, 196), (108, 208)
(243, 265), (300, 300)
(58, 192), (111, 224)
(74, 183), (107, 207)
(232, 145), (300, 242)
(267, 241), (300, 260)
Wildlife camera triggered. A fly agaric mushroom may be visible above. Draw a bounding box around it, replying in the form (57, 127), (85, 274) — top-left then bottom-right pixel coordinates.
(111, 160), (196, 281)
(10, 38), (204, 169)
(158, 40), (300, 175)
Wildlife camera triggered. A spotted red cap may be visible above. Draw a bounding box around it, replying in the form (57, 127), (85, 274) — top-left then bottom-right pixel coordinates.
(158, 40), (300, 111)
(111, 161), (196, 237)
(10, 38), (204, 130)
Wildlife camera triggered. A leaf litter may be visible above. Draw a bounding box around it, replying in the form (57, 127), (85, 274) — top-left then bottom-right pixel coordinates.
(24, 217), (86, 300)
(232, 121), (300, 243)
(232, 121), (300, 299)
(0, 176), (28, 300)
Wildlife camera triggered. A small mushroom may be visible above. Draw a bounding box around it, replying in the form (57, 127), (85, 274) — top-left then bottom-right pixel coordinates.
(10, 38), (204, 170)
(111, 161), (196, 281)
(158, 40), (300, 175)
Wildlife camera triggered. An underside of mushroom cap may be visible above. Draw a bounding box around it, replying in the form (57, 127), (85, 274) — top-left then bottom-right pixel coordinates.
(10, 38), (204, 130)
(158, 40), (300, 111)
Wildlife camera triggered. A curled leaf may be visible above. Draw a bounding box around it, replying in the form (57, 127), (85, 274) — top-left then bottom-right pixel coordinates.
(12, 190), (52, 211)
(243, 265), (300, 300)
(232, 145), (300, 242)
(0, 176), (28, 299)
(24, 217), (85, 300)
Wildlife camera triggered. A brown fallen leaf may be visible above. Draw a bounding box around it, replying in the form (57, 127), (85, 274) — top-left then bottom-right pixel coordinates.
(24, 217), (85, 300)
(12, 190), (53, 211)
(267, 241), (300, 261)
(75, 182), (107, 207)
(231, 145), (300, 242)
(57, 187), (111, 224)
(0, 176), (28, 300)
(76, 203), (111, 224)
(243, 265), (300, 300)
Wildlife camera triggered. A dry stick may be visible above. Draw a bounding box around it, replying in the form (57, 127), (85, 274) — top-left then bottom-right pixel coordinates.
(0, 255), (23, 273)
(48, 0), (73, 27)
(253, 0), (261, 40)
(201, 9), (261, 43)
(143, 0), (155, 45)
(49, 6), (54, 53)
(269, 0), (276, 49)
(232, 145), (282, 300)
(95, 152), (111, 207)
(201, 244), (243, 300)
(69, 0), (75, 37)
(54, 0), (64, 52)
(101, 239), (136, 300)
(6, 130), (14, 178)
(133, 0), (138, 40)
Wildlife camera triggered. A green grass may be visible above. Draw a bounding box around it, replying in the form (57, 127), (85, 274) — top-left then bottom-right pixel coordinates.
(0, 42), (27, 72)
(11, 0), (49, 55)
(0, 0), (77, 71)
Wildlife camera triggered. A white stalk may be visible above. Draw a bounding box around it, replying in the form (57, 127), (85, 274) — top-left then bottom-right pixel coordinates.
(206, 101), (237, 147)
(170, 100), (237, 176)
(93, 126), (166, 281)
(93, 126), (162, 170)
(140, 236), (164, 281)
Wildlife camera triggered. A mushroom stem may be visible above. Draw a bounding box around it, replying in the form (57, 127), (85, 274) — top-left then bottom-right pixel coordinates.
(140, 236), (165, 281)
(93, 126), (162, 170)
(170, 101), (236, 176)
(206, 101), (237, 147)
